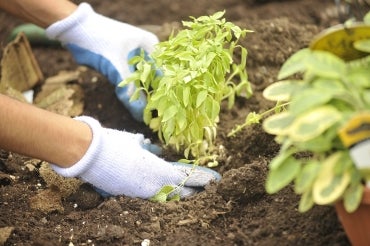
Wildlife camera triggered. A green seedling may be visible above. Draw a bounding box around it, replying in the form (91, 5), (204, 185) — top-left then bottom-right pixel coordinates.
(120, 11), (252, 162)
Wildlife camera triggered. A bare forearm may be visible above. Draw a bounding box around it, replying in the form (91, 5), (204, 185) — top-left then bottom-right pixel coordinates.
(0, 0), (76, 27)
(0, 94), (91, 167)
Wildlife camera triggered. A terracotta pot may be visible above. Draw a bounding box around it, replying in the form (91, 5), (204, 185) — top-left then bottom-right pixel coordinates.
(335, 187), (370, 246)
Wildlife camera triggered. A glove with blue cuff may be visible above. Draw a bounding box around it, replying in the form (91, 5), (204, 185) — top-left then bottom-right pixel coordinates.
(51, 116), (221, 199)
(46, 2), (158, 122)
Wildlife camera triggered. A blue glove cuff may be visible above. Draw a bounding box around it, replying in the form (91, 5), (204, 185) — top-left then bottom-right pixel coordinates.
(66, 44), (146, 121)
(66, 43), (122, 85)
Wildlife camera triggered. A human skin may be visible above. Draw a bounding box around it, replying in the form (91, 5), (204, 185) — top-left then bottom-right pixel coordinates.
(0, 0), (91, 168)
(0, 94), (92, 167)
(0, 0), (77, 28)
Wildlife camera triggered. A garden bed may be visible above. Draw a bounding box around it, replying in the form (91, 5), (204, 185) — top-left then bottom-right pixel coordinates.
(0, 0), (352, 245)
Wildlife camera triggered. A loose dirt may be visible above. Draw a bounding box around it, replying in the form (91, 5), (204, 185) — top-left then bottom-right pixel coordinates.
(0, 0), (358, 245)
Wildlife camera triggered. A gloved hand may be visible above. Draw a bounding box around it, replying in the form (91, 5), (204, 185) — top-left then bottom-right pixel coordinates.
(45, 3), (158, 122)
(50, 116), (221, 199)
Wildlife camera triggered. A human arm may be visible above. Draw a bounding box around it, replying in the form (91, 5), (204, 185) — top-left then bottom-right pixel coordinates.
(0, 94), (221, 198)
(1, 0), (157, 121)
(0, 94), (90, 167)
(0, 0), (77, 28)
(0, 1), (221, 198)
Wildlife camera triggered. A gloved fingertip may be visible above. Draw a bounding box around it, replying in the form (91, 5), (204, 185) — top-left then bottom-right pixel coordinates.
(171, 162), (222, 182)
(178, 186), (202, 199)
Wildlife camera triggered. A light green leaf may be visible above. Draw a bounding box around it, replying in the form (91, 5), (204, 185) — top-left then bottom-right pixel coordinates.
(150, 185), (179, 202)
(306, 51), (346, 79)
(190, 122), (201, 140)
(129, 88), (141, 102)
(149, 117), (161, 131)
(266, 156), (301, 194)
(313, 152), (351, 205)
(343, 183), (363, 213)
(354, 39), (370, 53)
(295, 160), (320, 194)
(365, 12), (370, 24)
(289, 106), (342, 142)
(263, 80), (304, 102)
(176, 110), (187, 133)
(298, 190), (315, 213)
(278, 48), (311, 80)
(269, 149), (296, 170)
(143, 108), (152, 125)
(312, 78), (346, 94)
(295, 134), (333, 152)
(262, 111), (295, 136)
(162, 105), (178, 122)
(196, 90), (208, 108)
(140, 63), (153, 82)
(289, 88), (333, 115)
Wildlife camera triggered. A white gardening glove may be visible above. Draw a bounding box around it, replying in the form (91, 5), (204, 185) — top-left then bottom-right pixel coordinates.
(50, 116), (221, 199)
(45, 3), (158, 122)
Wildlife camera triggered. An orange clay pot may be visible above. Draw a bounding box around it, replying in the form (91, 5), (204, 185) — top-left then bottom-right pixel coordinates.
(335, 187), (370, 246)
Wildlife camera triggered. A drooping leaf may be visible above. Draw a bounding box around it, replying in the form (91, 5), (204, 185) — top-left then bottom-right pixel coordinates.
(266, 156), (301, 194)
(268, 148), (296, 170)
(312, 152), (351, 205)
(298, 190), (315, 213)
(295, 160), (320, 194)
(343, 183), (363, 213)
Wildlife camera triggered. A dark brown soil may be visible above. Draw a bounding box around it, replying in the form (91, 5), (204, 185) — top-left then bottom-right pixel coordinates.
(0, 0), (356, 245)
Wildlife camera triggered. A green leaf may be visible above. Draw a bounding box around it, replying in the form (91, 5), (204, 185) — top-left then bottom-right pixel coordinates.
(176, 110), (187, 133)
(295, 160), (320, 194)
(313, 152), (351, 205)
(263, 80), (303, 102)
(196, 90), (208, 108)
(149, 117), (161, 131)
(354, 39), (370, 53)
(269, 149), (296, 170)
(266, 156), (301, 194)
(140, 63), (153, 82)
(365, 11), (370, 24)
(262, 111), (295, 136)
(343, 183), (363, 213)
(295, 134), (333, 152)
(150, 185), (180, 202)
(289, 106), (342, 142)
(162, 105), (178, 122)
(298, 190), (315, 213)
(311, 78), (346, 94)
(129, 88), (142, 102)
(278, 48), (311, 80)
(183, 87), (191, 107)
(289, 88), (333, 115)
(306, 51), (346, 79)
